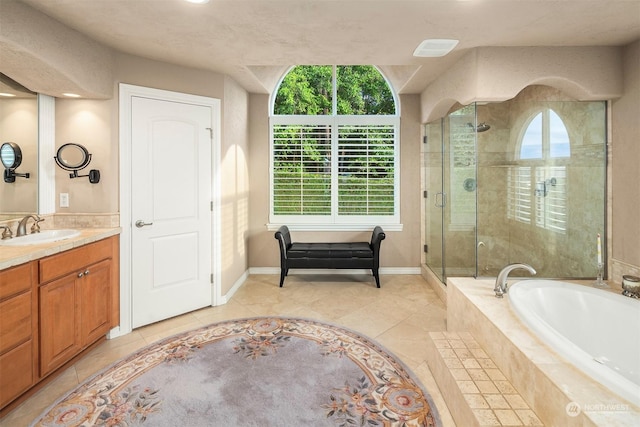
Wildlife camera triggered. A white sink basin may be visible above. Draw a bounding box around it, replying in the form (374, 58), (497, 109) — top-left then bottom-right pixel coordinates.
(0, 229), (81, 246)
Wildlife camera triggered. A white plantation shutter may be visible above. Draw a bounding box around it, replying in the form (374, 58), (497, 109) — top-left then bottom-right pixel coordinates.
(508, 166), (532, 223)
(270, 118), (399, 225)
(535, 166), (567, 233)
(337, 125), (395, 215)
(272, 124), (331, 215)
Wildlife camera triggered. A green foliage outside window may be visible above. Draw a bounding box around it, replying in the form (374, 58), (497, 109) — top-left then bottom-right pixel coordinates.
(274, 65), (395, 115)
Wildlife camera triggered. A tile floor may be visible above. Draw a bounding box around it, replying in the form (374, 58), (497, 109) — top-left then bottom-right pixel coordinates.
(1, 274), (457, 426)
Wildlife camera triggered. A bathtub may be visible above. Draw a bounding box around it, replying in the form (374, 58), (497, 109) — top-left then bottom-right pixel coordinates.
(509, 280), (640, 408)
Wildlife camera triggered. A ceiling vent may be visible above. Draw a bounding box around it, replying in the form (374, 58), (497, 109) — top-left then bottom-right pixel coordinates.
(413, 39), (459, 57)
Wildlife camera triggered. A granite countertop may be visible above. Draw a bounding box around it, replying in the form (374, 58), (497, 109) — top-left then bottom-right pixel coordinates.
(0, 228), (121, 270)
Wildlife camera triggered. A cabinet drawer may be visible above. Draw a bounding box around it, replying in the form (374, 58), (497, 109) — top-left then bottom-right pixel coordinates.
(0, 291), (32, 354)
(0, 263), (34, 300)
(0, 340), (34, 408)
(40, 238), (112, 283)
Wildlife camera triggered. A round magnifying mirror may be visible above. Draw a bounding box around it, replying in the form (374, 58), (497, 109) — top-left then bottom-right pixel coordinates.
(0, 142), (22, 169)
(56, 143), (91, 170)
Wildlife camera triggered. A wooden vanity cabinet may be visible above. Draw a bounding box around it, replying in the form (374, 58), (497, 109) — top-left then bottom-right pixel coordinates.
(0, 262), (38, 409)
(39, 238), (115, 377)
(0, 235), (119, 413)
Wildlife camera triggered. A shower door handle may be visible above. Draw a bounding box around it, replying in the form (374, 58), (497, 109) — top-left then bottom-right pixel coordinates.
(435, 192), (447, 208)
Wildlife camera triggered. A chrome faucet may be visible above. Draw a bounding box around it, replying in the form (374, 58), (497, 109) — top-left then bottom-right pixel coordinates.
(16, 214), (44, 237)
(494, 263), (536, 298)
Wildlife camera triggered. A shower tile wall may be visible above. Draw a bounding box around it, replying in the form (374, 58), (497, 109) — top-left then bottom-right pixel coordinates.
(477, 86), (606, 277)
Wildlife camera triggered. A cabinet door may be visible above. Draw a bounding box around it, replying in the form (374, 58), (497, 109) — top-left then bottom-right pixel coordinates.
(80, 259), (112, 346)
(0, 341), (34, 408)
(39, 274), (81, 376)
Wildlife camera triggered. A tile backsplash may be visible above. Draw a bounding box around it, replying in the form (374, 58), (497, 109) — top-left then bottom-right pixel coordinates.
(0, 213), (119, 231)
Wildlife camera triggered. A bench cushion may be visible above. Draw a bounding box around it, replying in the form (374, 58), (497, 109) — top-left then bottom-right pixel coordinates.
(288, 242), (373, 259)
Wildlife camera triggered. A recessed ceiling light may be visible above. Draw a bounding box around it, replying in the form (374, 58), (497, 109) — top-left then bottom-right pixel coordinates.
(0, 93), (16, 97)
(184, 0), (210, 4)
(413, 39), (459, 57)
(63, 93), (81, 98)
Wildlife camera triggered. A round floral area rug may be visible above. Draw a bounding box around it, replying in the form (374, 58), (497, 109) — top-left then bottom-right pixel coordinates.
(31, 317), (441, 427)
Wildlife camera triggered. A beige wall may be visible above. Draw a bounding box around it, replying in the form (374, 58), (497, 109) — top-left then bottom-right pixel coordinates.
(247, 93), (423, 269)
(55, 99), (114, 213)
(611, 40), (640, 280)
(221, 76), (250, 294)
(247, 94), (271, 267)
(0, 98), (38, 214)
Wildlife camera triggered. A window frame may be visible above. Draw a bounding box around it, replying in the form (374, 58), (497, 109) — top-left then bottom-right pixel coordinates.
(268, 66), (401, 231)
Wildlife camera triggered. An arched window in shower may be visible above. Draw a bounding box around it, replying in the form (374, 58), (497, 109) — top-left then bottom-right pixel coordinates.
(519, 109), (570, 160)
(509, 108), (570, 233)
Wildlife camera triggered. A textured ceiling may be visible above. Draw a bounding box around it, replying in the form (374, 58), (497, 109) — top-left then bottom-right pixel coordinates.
(19, 0), (640, 94)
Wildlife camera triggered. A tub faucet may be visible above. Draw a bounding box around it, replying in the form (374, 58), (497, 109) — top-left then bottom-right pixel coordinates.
(16, 214), (43, 237)
(494, 263), (536, 298)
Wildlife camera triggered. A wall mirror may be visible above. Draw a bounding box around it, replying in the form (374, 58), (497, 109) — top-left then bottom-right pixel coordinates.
(54, 143), (100, 183)
(0, 73), (38, 218)
(1, 142), (30, 182)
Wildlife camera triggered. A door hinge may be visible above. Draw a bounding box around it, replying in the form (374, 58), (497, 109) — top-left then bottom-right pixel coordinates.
(423, 135), (428, 144)
(210, 273), (214, 284)
(424, 244), (428, 253)
(210, 201), (213, 211)
(423, 190), (428, 198)
(206, 127), (213, 139)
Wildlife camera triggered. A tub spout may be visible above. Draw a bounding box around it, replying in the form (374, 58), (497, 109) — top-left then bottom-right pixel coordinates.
(494, 263), (536, 298)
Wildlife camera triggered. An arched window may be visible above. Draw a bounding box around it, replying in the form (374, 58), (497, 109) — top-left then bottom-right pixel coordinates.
(520, 109), (570, 159)
(269, 65), (399, 229)
(509, 108), (570, 233)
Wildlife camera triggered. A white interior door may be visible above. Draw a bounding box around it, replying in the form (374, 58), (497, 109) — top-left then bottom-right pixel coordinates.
(131, 96), (212, 328)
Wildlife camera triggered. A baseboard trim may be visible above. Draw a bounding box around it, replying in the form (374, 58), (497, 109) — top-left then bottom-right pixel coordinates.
(219, 269), (249, 305)
(248, 267), (421, 275)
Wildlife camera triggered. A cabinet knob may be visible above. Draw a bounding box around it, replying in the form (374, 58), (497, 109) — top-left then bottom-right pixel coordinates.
(84, 269), (90, 276)
(77, 272), (84, 278)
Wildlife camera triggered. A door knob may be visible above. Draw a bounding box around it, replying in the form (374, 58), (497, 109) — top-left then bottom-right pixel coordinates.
(135, 220), (153, 228)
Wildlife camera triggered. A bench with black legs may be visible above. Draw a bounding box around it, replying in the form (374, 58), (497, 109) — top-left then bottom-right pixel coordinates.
(274, 225), (386, 288)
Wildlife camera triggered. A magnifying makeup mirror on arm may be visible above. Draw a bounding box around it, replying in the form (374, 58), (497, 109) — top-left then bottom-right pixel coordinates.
(1, 142), (30, 183)
(54, 143), (100, 184)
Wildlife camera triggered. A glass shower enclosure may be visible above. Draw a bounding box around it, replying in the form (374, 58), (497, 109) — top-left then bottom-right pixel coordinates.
(423, 104), (478, 282)
(423, 86), (607, 283)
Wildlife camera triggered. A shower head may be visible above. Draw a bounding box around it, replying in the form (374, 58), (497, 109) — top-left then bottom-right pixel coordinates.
(466, 122), (491, 132)
(476, 123), (491, 132)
